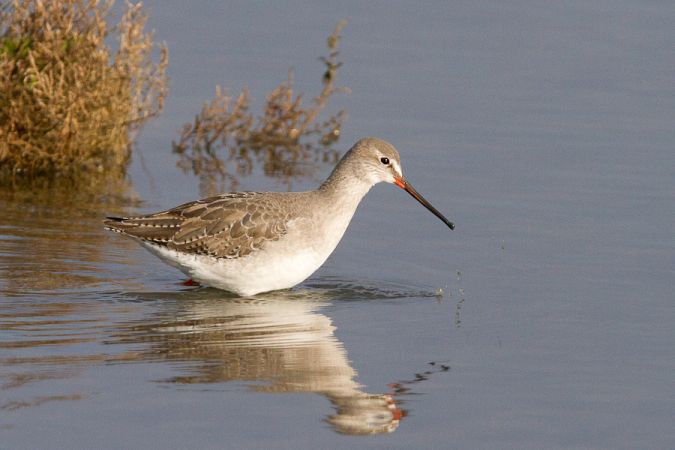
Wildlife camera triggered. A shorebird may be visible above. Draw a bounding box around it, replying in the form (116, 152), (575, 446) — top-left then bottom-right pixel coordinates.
(105, 137), (454, 296)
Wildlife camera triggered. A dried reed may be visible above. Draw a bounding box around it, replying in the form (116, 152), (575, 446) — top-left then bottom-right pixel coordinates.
(173, 20), (348, 194)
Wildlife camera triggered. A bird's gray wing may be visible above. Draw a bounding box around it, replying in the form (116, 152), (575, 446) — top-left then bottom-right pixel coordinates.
(104, 192), (290, 259)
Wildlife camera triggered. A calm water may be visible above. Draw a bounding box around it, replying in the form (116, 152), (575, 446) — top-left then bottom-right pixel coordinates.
(2, 1), (675, 449)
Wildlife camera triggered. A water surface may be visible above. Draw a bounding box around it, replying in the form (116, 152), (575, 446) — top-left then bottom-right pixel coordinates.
(2, 1), (675, 449)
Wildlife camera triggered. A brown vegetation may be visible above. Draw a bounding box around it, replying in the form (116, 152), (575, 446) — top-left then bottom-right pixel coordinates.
(173, 20), (348, 194)
(0, 0), (168, 182)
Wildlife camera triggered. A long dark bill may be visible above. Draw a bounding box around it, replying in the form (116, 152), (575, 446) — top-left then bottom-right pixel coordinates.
(394, 178), (455, 230)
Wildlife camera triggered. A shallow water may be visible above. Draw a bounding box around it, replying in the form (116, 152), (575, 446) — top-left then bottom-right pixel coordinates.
(2, 1), (675, 449)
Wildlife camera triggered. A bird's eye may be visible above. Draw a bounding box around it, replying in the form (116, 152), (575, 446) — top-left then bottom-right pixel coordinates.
(380, 157), (390, 165)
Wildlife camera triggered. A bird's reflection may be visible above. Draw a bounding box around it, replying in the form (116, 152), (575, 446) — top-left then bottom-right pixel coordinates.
(112, 289), (405, 435)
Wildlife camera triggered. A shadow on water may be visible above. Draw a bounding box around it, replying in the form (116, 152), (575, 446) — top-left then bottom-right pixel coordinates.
(107, 284), (445, 435)
(1, 270), (448, 435)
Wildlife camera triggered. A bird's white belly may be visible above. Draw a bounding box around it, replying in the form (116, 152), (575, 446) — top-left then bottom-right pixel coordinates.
(141, 216), (350, 296)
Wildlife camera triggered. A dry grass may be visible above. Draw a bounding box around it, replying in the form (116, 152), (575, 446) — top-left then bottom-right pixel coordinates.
(173, 20), (348, 194)
(0, 0), (167, 182)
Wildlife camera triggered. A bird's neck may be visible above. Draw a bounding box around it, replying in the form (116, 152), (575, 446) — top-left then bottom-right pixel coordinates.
(318, 158), (374, 210)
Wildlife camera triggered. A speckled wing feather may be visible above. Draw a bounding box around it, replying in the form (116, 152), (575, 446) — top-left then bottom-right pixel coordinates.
(104, 192), (291, 259)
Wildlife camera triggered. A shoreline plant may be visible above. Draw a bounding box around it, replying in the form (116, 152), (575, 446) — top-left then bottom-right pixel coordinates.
(173, 20), (348, 194)
(0, 0), (168, 182)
